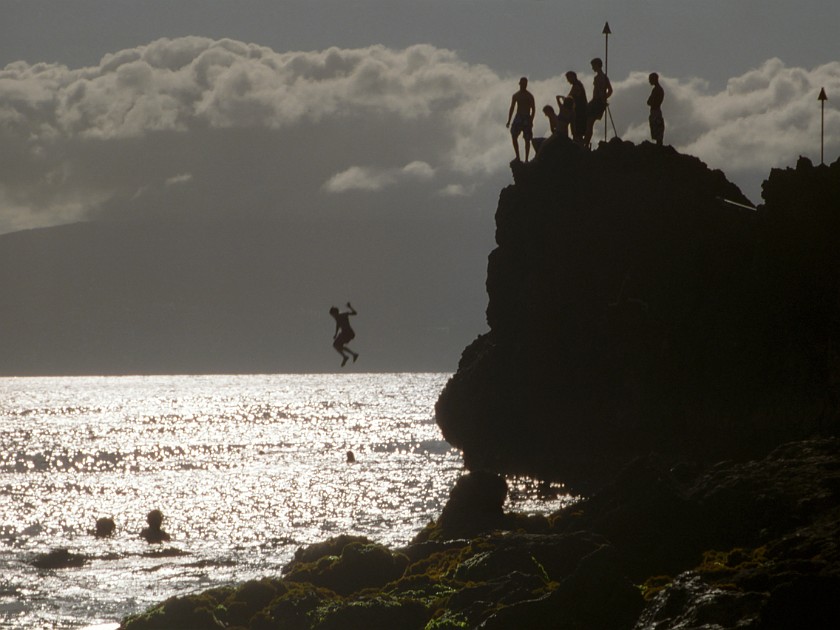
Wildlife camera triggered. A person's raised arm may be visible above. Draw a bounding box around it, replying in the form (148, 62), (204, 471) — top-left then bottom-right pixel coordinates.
(346, 302), (357, 316)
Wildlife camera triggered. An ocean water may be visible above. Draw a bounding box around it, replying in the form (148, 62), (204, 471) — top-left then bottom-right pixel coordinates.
(0, 373), (571, 629)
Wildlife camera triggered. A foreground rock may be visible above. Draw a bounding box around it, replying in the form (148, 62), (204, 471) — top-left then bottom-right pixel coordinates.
(436, 141), (840, 488)
(120, 438), (840, 629)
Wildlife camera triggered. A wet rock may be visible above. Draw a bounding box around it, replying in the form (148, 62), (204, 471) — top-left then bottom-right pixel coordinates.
(252, 583), (335, 630)
(284, 539), (408, 596)
(636, 573), (766, 630)
(122, 592), (226, 630)
(32, 548), (87, 569)
(284, 534), (371, 571)
(225, 578), (284, 626)
(315, 597), (428, 630)
(431, 471), (507, 539)
(479, 545), (643, 630)
(453, 546), (548, 582)
(758, 574), (840, 629)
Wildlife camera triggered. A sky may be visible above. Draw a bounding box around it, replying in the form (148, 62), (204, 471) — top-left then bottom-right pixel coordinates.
(1, 0), (838, 235)
(0, 1), (838, 371)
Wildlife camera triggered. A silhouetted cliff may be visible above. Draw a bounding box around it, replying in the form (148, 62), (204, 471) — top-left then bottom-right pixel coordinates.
(436, 138), (840, 489)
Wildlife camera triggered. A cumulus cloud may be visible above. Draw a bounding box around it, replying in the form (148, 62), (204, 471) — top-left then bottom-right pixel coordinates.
(0, 38), (509, 232)
(438, 183), (473, 197)
(324, 166), (394, 192)
(0, 37), (837, 232)
(165, 173), (193, 186)
(323, 160), (435, 193)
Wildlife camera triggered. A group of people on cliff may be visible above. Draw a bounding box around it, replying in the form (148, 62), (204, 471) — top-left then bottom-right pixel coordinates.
(506, 59), (664, 161)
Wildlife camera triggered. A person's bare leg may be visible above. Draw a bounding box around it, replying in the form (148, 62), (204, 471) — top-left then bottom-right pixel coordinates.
(584, 118), (594, 147)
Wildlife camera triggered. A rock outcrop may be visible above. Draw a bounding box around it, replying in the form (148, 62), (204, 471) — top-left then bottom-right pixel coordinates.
(118, 145), (840, 629)
(436, 138), (840, 489)
(119, 438), (840, 629)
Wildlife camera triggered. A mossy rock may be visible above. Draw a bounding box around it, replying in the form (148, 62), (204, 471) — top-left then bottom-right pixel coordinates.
(251, 582), (338, 630)
(424, 610), (471, 629)
(285, 534), (372, 570)
(286, 541), (409, 596)
(314, 596), (429, 630)
(385, 572), (459, 604)
(454, 547), (549, 583)
(122, 594), (226, 630)
(220, 578), (286, 626)
(446, 570), (550, 618)
(403, 547), (466, 582)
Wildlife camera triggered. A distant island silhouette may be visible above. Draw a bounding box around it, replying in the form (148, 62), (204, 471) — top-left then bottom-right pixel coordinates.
(0, 214), (484, 374)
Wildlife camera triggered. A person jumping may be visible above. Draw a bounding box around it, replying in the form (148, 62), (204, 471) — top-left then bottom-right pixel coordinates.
(329, 302), (359, 367)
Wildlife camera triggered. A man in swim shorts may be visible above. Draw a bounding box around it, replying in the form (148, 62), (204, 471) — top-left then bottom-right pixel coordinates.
(565, 71), (588, 145)
(506, 77), (536, 162)
(584, 58), (613, 147)
(647, 72), (665, 146)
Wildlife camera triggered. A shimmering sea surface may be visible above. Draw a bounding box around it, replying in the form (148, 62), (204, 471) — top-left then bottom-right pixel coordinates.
(0, 373), (572, 629)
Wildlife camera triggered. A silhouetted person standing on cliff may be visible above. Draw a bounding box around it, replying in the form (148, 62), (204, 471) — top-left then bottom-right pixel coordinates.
(140, 509), (170, 544)
(584, 58), (613, 147)
(506, 77), (536, 162)
(647, 72), (665, 146)
(565, 71), (587, 145)
(330, 302), (359, 367)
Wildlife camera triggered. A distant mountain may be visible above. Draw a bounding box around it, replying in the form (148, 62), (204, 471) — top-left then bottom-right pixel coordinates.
(436, 138), (840, 489)
(0, 208), (492, 375)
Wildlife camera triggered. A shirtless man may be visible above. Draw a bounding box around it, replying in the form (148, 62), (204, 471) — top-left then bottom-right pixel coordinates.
(584, 58), (613, 147)
(330, 302), (359, 367)
(647, 72), (665, 146)
(565, 71), (588, 145)
(506, 77), (536, 162)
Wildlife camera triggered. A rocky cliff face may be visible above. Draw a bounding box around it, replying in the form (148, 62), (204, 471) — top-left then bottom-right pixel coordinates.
(436, 137), (840, 489)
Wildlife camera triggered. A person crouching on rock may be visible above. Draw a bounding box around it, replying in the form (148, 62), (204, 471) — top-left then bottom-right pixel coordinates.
(140, 509), (171, 544)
